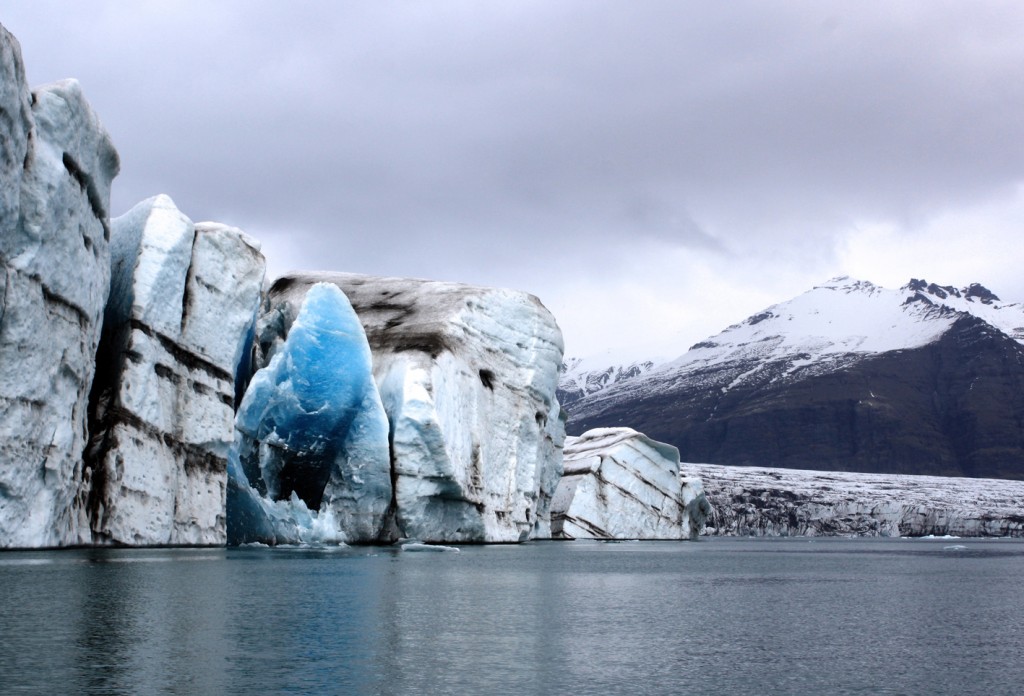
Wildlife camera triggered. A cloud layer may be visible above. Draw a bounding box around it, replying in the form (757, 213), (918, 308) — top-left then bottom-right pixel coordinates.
(5, 1), (1024, 360)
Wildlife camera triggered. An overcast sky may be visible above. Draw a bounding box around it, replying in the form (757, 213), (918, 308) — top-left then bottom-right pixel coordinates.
(4, 1), (1023, 363)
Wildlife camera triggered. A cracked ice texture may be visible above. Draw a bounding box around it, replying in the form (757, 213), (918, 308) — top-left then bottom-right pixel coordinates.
(259, 273), (566, 543)
(552, 428), (711, 540)
(82, 195), (264, 545)
(231, 282), (393, 544)
(0, 25), (119, 547)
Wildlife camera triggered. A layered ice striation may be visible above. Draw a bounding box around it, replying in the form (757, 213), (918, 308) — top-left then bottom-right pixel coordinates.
(1, 25), (119, 548)
(551, 428), (710, 540)
(255, 273), (566, 543)
(82, 195), (265, 545)
(230, 282), (393, 545)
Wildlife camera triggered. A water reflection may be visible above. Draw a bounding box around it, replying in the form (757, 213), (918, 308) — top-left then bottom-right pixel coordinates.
(1, 539), (1023, 694)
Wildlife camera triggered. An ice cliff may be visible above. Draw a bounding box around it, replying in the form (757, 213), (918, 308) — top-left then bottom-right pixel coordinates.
(83, 196), (264, 545)
(552, 428), (710, 540)
(0, 26), (119, 546)
(239, 273), (566, 543)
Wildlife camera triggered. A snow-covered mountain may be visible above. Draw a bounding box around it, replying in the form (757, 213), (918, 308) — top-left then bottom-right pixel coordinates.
(557, 357), (659, 406)
(566, 277), (1024, 480)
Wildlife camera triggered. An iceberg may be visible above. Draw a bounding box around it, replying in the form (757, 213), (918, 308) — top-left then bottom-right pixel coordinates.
(3, 21), (574, 549)
(82, 195), (265, 546)
(230, 282), (392, 545)
(552, 428), (710, 540)
(0, 25), (119, 548)
(256, 273), (566, 543)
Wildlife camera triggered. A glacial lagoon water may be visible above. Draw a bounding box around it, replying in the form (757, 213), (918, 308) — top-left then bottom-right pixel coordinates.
(2, 538), (1023, 695)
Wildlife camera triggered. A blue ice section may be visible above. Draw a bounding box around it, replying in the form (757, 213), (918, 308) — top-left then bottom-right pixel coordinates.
(228, 282), (392, 545)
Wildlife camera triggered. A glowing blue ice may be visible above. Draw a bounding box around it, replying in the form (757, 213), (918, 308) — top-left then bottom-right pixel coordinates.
(228, 282), (392, 545)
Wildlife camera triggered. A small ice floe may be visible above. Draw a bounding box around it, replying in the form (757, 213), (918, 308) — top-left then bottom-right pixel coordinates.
(943, 545), (968, 551)
(399, 540), (460, 553)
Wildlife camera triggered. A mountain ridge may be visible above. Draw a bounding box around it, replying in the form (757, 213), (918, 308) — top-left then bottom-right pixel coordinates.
(563, 277), (1024, 480)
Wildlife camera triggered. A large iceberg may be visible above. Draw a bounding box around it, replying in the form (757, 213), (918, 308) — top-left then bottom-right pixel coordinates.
(0, 25), (119, 548)
(230, 282), (392, 545)
(252, 273), (566, 543)
(3, 21), (577, 549)
(81, 195), (265, 545)
(552, 428), (711, 540)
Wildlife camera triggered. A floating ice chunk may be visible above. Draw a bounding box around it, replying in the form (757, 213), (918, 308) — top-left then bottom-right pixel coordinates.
(400, 541), (461, 553)
(552, 428), (710, 540)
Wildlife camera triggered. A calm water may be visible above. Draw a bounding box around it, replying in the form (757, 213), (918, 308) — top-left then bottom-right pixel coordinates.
(2, 537), (1023, 695)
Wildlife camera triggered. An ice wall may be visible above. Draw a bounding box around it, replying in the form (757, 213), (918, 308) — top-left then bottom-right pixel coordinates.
(82, 195), (264, 545)
(256, 273), (566, 543)
(0, 26), (119, 547)
(552, 428), (710, 540)
(230, 282), (392, 545)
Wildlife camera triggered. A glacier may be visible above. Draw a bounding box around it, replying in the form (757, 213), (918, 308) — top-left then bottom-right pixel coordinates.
(230, 282), (392, 545)
(551, 428), (710, 540)
(82, 195), (265, 545)
(254, 273), (566, 543)
(0, 25), (119, 548)
(695, 463), (1024, 537)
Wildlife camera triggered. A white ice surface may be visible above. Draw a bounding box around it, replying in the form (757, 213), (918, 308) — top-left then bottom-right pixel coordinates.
(83, 195), (264, 546)
(1, 28), (119, 548)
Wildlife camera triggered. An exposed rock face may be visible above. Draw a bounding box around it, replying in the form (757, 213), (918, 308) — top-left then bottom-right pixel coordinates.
(551, 428), (710, 540)
(0, 26), (119, 547)
(694, 463), (1024, 537)
(230, 282), (392, 545)
(568, 277), (1024, 479)
(82, 195), (265, 545)
(256, 273), (566, 543)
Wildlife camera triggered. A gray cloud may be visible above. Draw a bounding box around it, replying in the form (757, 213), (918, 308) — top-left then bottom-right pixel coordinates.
(4, 0), (1024, 355)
